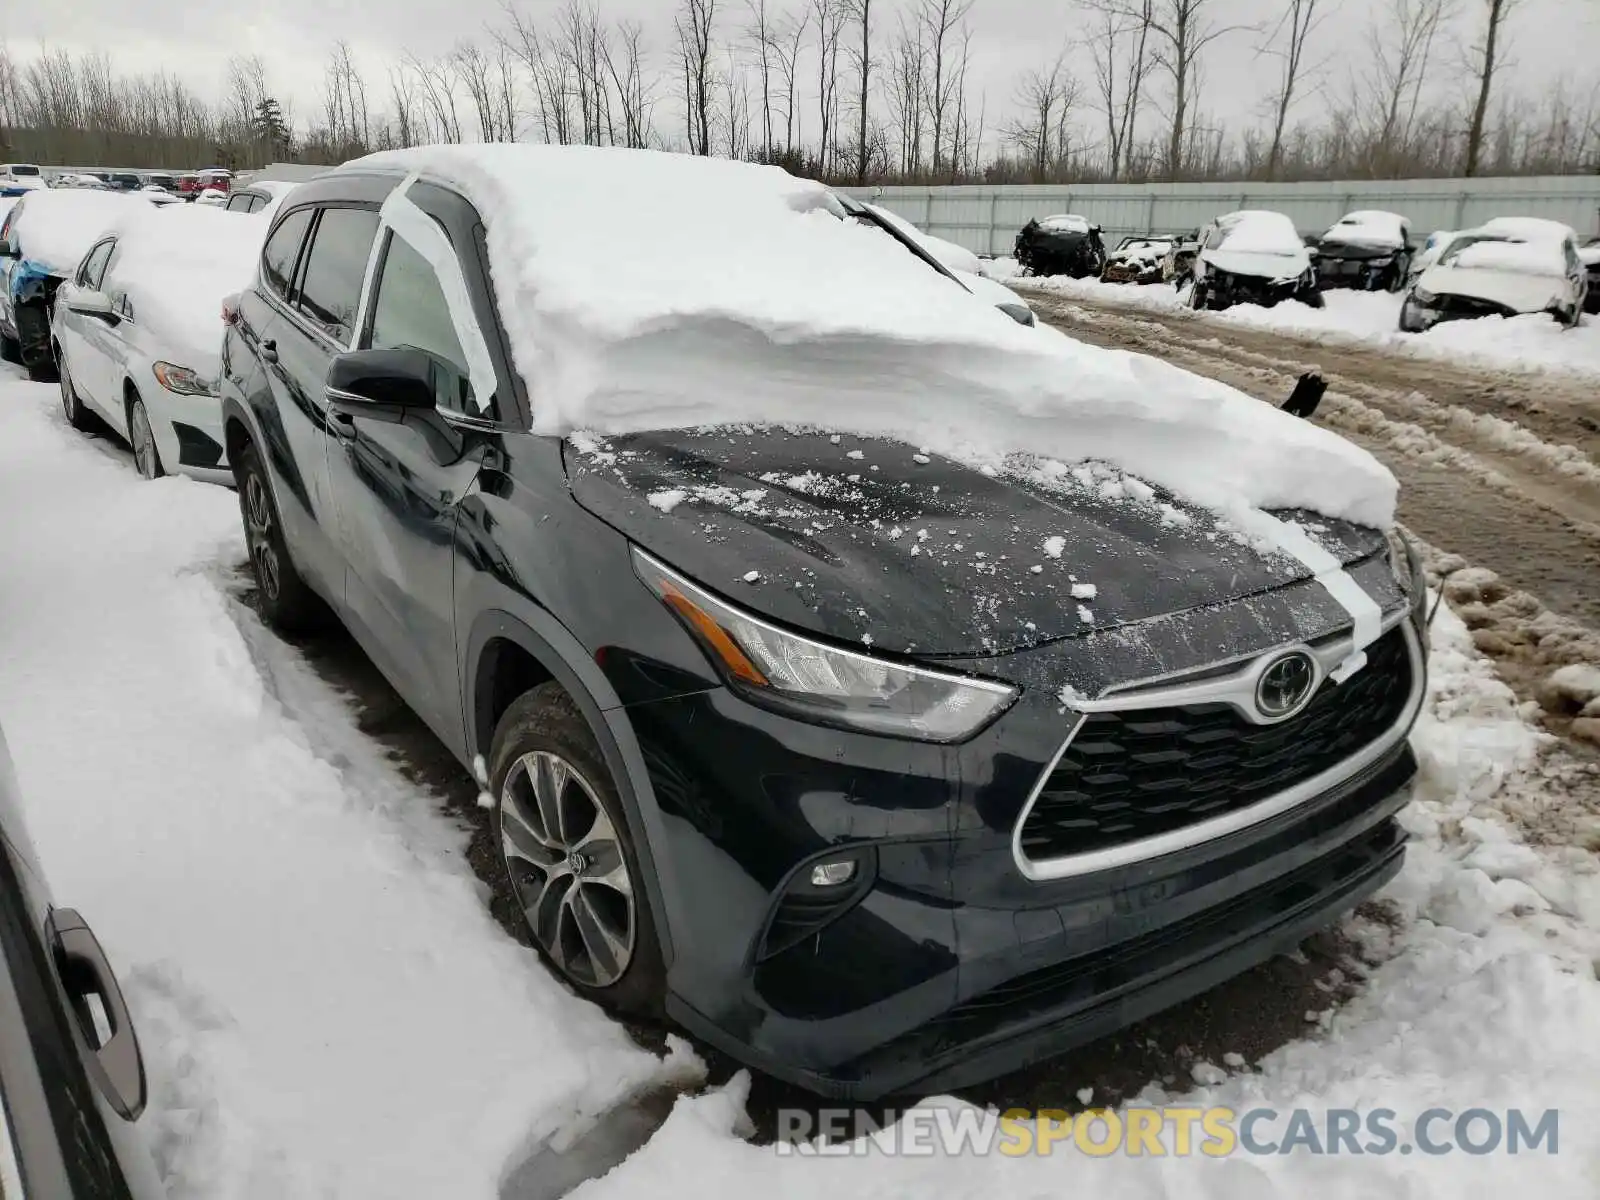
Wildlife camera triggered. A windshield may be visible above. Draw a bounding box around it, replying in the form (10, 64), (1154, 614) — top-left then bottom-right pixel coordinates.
(8, 165), (41, 177)
(1439, 234), (1565, 278)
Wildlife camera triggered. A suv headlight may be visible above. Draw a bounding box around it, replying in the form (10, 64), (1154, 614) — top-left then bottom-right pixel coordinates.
(633, 548), (1017, 742)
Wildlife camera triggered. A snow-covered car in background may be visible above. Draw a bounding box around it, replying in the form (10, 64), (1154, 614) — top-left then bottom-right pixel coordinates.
(0, 722), (165, 1199)
(1101, 235), (1177, 284)
(1400, 218), (1588, 332)
(138, 185), (181, 207)
(858, 199), (1035, 326)
(195, 187), (229, 207)
(52, 202), (268, 482)
(1312, 210), (1412, 292)
(1013, 213), (1107, 278)
(1190, 209), (1323, 311)
(1, 189), (140, 380)
(1407, 229), (1458, 283)
(52, 172), (109, 191)
(1580, 235), (1600, 314)
(222, 179), (301, 216)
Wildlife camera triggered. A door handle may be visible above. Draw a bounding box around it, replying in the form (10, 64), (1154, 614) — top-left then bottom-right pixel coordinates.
(260, 338), (278, 365)
(329, 407), (357, 440)
(47, 908), (147, 1121)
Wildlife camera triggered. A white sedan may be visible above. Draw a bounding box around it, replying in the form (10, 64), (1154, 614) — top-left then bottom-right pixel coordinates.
(1400, 218), (1588, 332)
(51, 203), (268, 482)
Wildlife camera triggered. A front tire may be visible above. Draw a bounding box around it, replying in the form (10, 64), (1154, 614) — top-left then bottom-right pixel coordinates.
(128, 396), (164, 479)
(236, 441), (323, 632)
(491, 683), (665, 1017)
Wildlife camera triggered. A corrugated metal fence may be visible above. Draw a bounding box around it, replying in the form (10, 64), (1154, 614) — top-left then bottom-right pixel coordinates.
(843, 176), (1600, 256)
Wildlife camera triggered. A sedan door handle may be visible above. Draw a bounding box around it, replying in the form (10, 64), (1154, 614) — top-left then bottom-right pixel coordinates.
(260, 338), (278, 365)
(47, 909), (146, 1121)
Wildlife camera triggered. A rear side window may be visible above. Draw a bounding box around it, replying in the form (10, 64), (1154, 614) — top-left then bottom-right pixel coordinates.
(261, 208), (313, 303)
(77, 240), (115, 289)
(367, 232), (475, 413)
(296, 207), (380, 343)
(225, 194), (252, 213)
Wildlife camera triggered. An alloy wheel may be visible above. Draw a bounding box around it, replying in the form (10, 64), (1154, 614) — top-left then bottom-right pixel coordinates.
(130, 403), (159, 479)
(243, 471), (281, 601)
(500, 750), (635, 988)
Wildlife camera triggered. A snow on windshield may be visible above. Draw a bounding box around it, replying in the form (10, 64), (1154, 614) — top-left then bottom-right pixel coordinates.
(1214, 210), (1304, 256)
(101, 203), (270, 372)
(1442, 235), (1567, 279)
(1326, 210), (1406, 248)
(6, 189), (144, 273)
(1040, 214), (1091, 233)
(349, 145), (1396, 529)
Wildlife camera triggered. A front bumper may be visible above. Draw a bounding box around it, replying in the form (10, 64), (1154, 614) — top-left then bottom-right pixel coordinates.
(145, 387), (231, 484)
(623, 606), (1424, 1099)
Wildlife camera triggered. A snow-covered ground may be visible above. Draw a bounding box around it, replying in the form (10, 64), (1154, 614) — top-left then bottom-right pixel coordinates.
(988, 260), (1600, 380)
(0, 371), (696, 1199)
(5, 343), (1600, 1195)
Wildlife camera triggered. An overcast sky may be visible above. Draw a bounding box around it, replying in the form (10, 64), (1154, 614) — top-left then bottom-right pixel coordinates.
(6, 0), (1599, 148)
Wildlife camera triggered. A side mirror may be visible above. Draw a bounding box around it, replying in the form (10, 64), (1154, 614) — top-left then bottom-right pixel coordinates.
(325, 347), (438, 411)
(0, 242), (16, 259)
(66, 289), (118, 322)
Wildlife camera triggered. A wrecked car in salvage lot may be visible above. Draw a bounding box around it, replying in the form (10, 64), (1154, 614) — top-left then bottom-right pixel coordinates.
(1100, 235), (1177, 284)
(1581, 235), (1600, 314)
(1014, 213), (1106, 278)
(1312, 210), (1413, 292)
(1400, 217), (1588, 333)
(218, 145), (1428, 1100)
(1189, 210), (1323, 311)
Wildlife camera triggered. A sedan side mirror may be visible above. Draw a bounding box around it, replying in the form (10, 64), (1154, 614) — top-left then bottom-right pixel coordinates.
(66, 289), (119, 322)
(326, 347), (439, 411)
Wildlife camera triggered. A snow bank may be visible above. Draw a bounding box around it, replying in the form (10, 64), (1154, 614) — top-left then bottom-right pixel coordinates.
(346, 146), (1395, 529)
(4, 188), (145, 272)
(1011, 273), (1600, 379)
(546, 603), (1600, 1199)
(100, 202), (270, 373)
(0, 373), (687, 1198)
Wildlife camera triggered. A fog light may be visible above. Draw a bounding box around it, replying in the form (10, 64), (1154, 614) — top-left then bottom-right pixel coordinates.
(810, 860), (858, 887)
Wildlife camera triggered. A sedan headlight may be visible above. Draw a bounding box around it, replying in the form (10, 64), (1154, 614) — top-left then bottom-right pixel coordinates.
(633, 548), (1017, 742)
(152, 361), (216, 396)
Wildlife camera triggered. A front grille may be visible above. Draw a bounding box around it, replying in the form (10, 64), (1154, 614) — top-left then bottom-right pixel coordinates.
(1019, 628), (1413, 862)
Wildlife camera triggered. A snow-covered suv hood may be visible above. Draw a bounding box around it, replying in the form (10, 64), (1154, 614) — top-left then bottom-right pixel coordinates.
(1415, 264), (1572, 315)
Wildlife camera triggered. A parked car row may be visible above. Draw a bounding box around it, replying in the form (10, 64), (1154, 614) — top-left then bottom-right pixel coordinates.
(1010, 202), (1591, 328)
(3, 162), (234, 200)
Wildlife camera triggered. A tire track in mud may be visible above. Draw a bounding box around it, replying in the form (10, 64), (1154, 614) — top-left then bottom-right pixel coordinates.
(1028, 293), (1600, 635)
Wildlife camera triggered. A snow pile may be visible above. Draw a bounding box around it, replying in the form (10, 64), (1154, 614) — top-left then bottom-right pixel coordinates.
(1011, 274), (1600, 379)
(99, 202), (270, 373)
(4, 188), (145, 272)
(0, 373), (692, 1198)
(544, 604), (1600, 1199)
(347, 146), (1395, 529)
(1323, 211), (1407, 248)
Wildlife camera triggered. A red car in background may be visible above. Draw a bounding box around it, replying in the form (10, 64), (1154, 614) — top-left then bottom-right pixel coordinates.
(176, 169), (232, 201)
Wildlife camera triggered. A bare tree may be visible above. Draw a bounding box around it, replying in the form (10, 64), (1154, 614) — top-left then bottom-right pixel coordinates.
(746, 0), (776, 158)
(884, 13), (926, 174)
(500, 4), (576, 144)
(842, 0), (874, 182)
(1352, 0), (1452, 172)
(676, 0), (717, 154)
(1259, 0), (1324, 178)
(1113, 0), (1247, 177)
(916, 0), (973, 178)
(770, 6), (809, 154)
(601, 19), (655, 148)
(1463, 0), (1520, 175)
(387, 65), (420, 147)
(409, 52), (464, 142)
(1086, 0), (1152, 180)
(1003, 52), (1075, 180)
(813, 0), (846, 172)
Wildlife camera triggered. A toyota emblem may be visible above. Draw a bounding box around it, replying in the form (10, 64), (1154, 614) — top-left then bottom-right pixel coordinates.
(1255, 652), (1316, 720)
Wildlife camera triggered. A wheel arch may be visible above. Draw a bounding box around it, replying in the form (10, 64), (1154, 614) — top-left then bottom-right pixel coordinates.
(462, 606), (679, 968)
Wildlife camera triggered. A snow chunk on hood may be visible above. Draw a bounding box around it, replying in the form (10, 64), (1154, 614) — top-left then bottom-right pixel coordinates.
(3, 189), (144, 274)
(346, 145), (1396, 529)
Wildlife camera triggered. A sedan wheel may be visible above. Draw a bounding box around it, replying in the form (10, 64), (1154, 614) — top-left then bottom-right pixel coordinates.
(129, 399), (163, 479)
(500, 750), (636, 988)
(59, 359), (90, 431)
